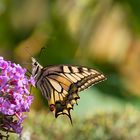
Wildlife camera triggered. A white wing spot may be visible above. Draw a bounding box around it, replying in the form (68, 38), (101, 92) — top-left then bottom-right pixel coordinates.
(88, 80), (92, 83)
(82, 72), (88, 77)
(84, 83), (88, 86)
(71, 73), (81, 81)
(63, 66), (71, 73)
(91, 79), (95, 82)
(82, 67), (88, 71)
(71, 67), (79, 73)
(90, 69), (97, 74)
(101, 74), (105, 78)
(65, 73), (77, 82)
(76, 73), (84, 78)
(95, 77), (99, 81)
(84, 71), (91, 75)
(81, 85), (85, 89)
(91, 71), (95, 74)
(98, 75), (103, 79)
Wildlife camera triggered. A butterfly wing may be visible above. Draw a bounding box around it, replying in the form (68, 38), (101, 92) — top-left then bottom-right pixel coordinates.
(37, 65), (106, 124)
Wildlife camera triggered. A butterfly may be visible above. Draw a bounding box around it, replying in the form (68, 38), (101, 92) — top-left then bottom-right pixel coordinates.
(31, 57), (106, 124)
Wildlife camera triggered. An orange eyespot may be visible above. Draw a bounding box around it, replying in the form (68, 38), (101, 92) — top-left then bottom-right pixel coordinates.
(49, 104), (55, 112)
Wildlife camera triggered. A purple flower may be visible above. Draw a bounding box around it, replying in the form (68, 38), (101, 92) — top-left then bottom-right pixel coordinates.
(0, 76), (8, 90)
(0, 56), (34, 137)
(0, 57), (8, 70)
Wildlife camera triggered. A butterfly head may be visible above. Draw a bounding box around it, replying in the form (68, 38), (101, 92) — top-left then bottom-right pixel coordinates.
(31, 57), (43, 78)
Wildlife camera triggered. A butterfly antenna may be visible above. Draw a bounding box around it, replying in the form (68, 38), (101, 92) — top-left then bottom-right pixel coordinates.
(39, 46), (47, 58)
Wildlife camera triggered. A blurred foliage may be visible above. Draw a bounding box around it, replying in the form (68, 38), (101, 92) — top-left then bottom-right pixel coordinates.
(114, 0), (140, 33)
(10, 106), (140, 140)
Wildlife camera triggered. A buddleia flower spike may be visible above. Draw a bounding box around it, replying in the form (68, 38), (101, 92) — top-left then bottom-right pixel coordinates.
(0, 57), (34, 139)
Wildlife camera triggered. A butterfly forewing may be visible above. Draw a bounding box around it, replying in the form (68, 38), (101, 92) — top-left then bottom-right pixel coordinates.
(32, 58), (106, 124)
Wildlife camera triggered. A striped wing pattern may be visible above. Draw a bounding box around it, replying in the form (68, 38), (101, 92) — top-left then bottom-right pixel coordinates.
(37, 65), (106, 124)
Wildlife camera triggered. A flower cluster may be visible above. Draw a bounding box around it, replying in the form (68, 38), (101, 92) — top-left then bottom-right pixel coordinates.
(0, 57), (34, 137)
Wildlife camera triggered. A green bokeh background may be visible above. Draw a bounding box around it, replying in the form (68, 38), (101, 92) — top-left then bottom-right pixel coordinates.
(0, 0), (140, 139)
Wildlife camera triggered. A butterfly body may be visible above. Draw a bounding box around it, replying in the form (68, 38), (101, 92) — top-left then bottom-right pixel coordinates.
(31, 57), (106, 124)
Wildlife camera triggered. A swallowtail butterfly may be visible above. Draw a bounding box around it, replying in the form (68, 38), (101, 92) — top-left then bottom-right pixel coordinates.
(31, 57), (106, 124)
